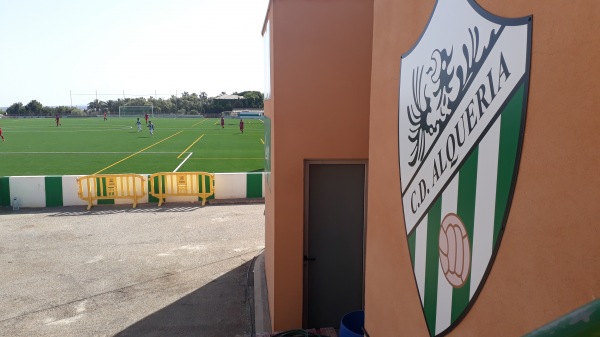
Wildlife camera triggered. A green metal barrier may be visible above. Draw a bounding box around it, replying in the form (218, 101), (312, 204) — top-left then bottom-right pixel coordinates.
(523, 299), (600, 337)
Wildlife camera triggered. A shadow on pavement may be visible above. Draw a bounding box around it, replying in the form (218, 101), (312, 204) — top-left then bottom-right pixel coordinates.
(0, 204), (207, 216)
(115, 260), (253, 337)
(1, 202), (264, 217)
(49, 205), (204, 217)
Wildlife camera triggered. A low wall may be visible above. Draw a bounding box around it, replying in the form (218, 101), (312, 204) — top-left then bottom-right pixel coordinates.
(0, 172), (265, 209)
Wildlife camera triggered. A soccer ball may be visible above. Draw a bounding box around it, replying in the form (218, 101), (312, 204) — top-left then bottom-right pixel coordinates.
(438, 213), (471, 288)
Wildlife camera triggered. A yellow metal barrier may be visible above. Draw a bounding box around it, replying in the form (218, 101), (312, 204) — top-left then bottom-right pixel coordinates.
(77, 174), (146, 210)
(149, 172), (215, 206)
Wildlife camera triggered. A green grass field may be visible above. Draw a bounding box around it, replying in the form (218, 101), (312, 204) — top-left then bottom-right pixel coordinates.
(0, 117), (265, 176)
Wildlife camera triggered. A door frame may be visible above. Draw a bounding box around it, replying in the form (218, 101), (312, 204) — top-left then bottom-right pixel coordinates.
(302, 159), (368, 328)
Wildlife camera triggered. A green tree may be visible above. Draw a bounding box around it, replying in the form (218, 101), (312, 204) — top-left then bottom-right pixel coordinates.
(124, 97), (149, 107)
(6, 102), (25, 116)
(238, 91), (264, 108)
(106, 100), (119, 114)
(25, 100), (43, 115)
(87, 99), (107, 112)
(199, 91), (208, 102)
(41, 106), (53, 116)
(162, 99), (176, 114)
(53, 105), (84, 116)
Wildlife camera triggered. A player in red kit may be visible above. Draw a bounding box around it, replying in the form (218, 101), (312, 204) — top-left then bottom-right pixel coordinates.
(144, 113), (149, 125)
(55, 114), (61, 127)
(221, 117), (225, 128)
(0, 127), (4, 141)
(239, 119), (244, 134)
(104, 112), (107, 121)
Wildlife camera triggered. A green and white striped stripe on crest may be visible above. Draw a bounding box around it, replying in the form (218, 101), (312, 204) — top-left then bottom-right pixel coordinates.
(408, 84), (524, 335)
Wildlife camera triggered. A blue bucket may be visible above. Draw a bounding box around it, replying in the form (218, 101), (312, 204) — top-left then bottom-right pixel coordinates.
(339, 310), (364, 337)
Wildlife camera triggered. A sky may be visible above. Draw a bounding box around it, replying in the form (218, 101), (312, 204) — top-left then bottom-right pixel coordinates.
(0, 0), (270, 107)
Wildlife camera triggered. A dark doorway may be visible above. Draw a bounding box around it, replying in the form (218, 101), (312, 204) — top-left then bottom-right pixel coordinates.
(304, 162), (366, 329)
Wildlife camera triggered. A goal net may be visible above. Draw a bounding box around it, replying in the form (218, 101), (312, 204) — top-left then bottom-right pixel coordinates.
(118, 105), (154, 118)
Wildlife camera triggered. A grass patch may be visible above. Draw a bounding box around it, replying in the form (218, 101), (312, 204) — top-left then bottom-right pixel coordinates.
(0, 117), (265, 176)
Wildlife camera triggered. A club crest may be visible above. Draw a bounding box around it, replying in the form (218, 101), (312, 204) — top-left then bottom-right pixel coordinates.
(398, 0), (531, 335)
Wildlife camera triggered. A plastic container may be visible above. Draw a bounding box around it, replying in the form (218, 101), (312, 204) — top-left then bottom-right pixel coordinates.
(339, 310), (364, 337)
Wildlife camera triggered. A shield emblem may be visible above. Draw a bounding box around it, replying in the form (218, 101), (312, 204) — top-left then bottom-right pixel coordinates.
(398, 0), (531, 335)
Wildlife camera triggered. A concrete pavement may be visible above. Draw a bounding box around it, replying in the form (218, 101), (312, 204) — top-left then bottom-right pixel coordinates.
(0, 203), (265, 337)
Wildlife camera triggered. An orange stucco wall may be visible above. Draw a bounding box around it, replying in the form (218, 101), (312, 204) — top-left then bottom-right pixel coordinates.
(365, 0), (600, 336)
(263, 0), (373, 330)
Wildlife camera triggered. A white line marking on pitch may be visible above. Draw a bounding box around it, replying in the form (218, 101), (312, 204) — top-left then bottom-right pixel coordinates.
(173, 152), (193, 172)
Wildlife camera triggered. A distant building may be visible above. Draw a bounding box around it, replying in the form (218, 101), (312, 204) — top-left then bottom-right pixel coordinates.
(214, 94), (245, 100)
(232, 109), (264, 118)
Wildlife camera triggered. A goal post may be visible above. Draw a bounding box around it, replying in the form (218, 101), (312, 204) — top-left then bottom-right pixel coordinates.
(118, 105), (154, 118)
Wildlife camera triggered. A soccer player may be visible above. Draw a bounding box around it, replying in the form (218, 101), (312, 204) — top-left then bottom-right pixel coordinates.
(104, 112), (107, 121)
(55, 114), (61, 127)
(221, 117), (225, 128)
(144, 113), (149, 125)
(239, 119), (244, 134)
(136, 118), (142, 132)
(148, 120), (154, 136)
(0, 127), (4, 141)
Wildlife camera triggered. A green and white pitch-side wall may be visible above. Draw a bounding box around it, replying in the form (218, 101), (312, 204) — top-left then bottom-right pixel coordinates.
(0, 172), (265, 208)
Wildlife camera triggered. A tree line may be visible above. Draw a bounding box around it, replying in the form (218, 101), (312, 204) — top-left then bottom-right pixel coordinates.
(1, 91), (264, 116)
(2, 100), (83, 117)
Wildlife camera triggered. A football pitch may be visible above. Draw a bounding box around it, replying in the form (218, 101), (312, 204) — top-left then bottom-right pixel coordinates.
(0, 117), (266, 176)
